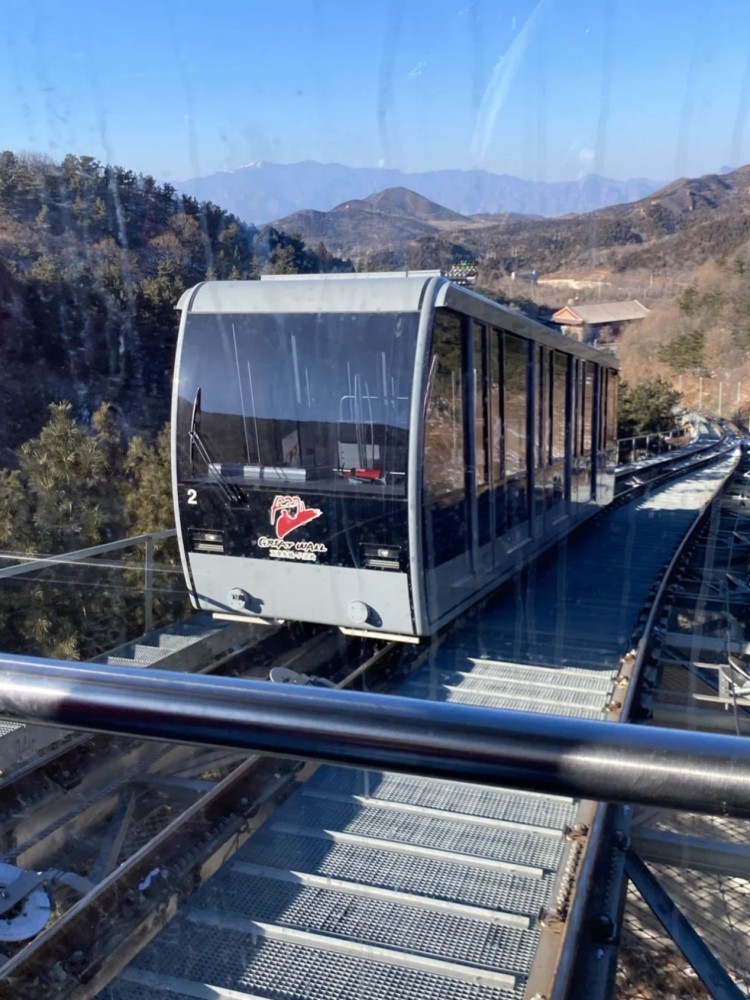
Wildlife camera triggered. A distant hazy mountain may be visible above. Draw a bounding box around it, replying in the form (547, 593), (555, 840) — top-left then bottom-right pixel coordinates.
(175, 161), (661, 224)
(273, 187), (474, 256)
(357, 187), (469, 223)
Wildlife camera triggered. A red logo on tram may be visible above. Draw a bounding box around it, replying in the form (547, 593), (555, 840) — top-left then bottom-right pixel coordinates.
(270, 495), (323, 540)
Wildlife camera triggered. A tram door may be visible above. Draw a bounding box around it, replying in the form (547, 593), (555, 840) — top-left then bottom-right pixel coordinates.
(424, 310), (500, 624)
(536, 348), (571, 526)
(426, 312), (541, 625)
(470, 321), (494, 575)
(470, 324), (533, 575)
(423, 310), (472, 621)
(574, 360), (597, 504)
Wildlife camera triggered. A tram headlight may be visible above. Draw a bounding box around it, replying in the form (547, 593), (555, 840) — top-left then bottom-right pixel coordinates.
(189, 528), (225, 553)
(361, 544), (401, 571)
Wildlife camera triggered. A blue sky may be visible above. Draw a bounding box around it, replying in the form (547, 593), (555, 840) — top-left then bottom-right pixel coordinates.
(3, 0), (750, 184)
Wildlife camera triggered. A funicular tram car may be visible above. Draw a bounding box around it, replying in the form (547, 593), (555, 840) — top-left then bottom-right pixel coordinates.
(172, 273), (619, 641)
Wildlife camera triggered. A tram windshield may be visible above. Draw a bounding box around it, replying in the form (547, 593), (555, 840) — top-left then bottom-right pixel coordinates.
(177, 310), (418, 496)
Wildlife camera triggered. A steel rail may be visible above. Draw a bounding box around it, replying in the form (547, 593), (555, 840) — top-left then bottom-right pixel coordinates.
(2, 654), (750, 817)
(0, 634), (398, 999)
(546, 446), (742, 1000)
(614, 433), (737, 498)
(0, 751), (282, 1000)
(619, 451), (741, 731)
(0, 613), (297, 849)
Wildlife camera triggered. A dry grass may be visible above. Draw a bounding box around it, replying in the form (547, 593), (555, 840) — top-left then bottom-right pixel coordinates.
(615, 925), (711, 999)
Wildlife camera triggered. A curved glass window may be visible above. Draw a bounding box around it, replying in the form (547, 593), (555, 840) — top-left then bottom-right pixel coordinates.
(176, 311), (418, 497)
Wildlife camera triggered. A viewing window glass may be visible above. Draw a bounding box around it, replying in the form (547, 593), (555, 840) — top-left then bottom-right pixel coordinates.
(503, 332), (530, 530)
(177, 311), (418, 497)
(423, 309), (468, 564)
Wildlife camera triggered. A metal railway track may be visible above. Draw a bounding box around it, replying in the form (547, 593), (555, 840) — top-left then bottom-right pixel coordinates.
(66, 443), (734, 1000)
(0, 434), (740, 1000)
(0, 625), (362, 997)
(608, 454), (750, 999)
(0, 625), (316, 865)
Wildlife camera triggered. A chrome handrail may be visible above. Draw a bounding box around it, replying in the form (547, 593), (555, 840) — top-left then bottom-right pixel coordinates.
(0, 654), (748, 817)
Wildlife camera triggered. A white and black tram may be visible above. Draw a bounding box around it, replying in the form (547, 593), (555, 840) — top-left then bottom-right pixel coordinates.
(172, 273), (618, 641)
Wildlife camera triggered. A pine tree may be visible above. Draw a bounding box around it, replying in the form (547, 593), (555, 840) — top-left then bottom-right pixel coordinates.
(19, 401), (123, 552)
(122, 424), (187, 631)
(618, 379), (682, 437)
(123, 424), (174, 539)
(1, 402), (131, 658)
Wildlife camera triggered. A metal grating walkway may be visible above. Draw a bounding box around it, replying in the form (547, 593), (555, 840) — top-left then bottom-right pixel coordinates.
(100, 455), (737, 1000)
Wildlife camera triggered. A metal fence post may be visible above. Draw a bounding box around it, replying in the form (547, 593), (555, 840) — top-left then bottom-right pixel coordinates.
(144, 535), (154, 633)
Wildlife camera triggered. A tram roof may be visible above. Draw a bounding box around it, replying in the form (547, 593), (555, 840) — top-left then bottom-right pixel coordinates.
(177, 272), (442, 315)
(176, 274), (619, 370)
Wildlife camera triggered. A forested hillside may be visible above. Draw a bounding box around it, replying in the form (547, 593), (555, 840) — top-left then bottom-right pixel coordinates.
(0, 152), (352, 656)
(617, 243), (750, 417)
(0, 151), (351, 458)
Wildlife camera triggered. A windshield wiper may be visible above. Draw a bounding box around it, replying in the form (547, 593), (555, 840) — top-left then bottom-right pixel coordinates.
(188, 387), (245, 506)
(189, 387), (201, 473)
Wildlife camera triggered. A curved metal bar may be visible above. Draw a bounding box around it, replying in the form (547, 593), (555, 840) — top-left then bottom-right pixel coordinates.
(1, 653), (750, 817)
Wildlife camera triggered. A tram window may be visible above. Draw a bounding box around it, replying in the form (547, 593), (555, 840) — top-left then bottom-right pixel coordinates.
(549, 352), (569, 509)
(571, 361), (579, 459)
(491, 328), (505, 538)
(472, 322), (489, 490)
(607, 371), (619, 462)
(537, 347), (547, 469)
(583, 363), (595, 454)
(570, 359), (586, 500)
(472, 322), (492, 548)
(552, 354), (568, 463)
(576, 361), (595, 502)
(424, 309), (468, 564)
(534, 348), (566, 515)
(503, 332), (530, 530)
(547, 351), (555, 465)
(178, 311), (418, 496)
(534, 347), (548, 518)
(577, 361), (585, 456)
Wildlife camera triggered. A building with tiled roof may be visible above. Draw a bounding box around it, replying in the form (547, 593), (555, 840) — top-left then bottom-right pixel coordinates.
(551, 300), (649, 344)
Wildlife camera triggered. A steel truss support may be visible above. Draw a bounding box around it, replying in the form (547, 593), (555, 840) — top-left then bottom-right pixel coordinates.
(631, 826), (750, 879)
(625, 849), (745, 1000)
(89, 792), (136, 884)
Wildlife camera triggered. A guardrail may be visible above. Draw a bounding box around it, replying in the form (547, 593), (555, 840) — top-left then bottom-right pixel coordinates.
(614, 427), (737, 496)
(0, 530), (178, 636)
(617, 427), (691, 464)
(1, 655), (749, 817)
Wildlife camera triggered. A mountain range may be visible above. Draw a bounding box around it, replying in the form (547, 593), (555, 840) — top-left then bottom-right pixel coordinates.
(267, 166), (750, 278)
(175, 161), (661, 225)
